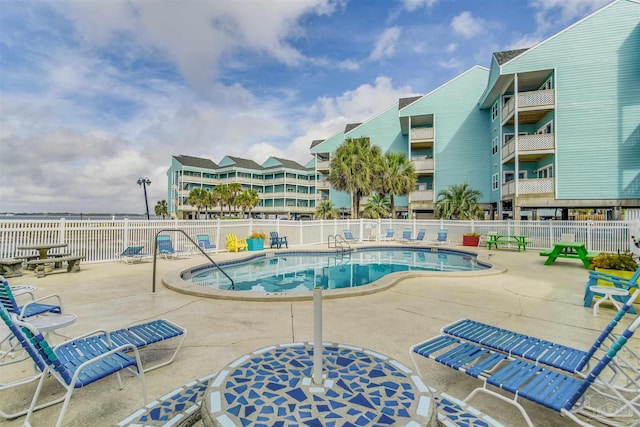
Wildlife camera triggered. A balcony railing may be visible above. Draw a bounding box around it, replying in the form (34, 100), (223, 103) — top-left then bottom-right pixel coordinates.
(501, 89), (555, 122)
(316, 179), (330, 190)
(316, 160), (330, 171)
(410, 127), (434, 142)
(411, 157), (434, 173)
(409, 190), (434, 202)
(502, 133), (555, 160)
(502, 178), (554, 196)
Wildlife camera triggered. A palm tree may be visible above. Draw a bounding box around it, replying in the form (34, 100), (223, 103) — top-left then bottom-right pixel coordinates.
(434, 183), (483, 220)
(228, 183), (243, 216)
(213, 185), (231, 217)
(236, 189), (261, 218)
(362, 194), (390, 219)
(379, 152), (416, 218)
(187, 188), (208, 219)
(315, 200), (339, 219)
(328, 137), (383, 219)
(154, 200), (168, 219)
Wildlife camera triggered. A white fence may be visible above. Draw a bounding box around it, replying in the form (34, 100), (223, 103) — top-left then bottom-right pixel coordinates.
(0, 218), (638, 264)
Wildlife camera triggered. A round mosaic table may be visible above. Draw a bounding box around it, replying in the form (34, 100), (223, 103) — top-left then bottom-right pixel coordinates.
(202, 342), (436, 427)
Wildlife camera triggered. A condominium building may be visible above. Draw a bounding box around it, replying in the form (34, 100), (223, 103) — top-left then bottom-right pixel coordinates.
(311, 0), (639, 220)
(167, 155), (317, 219)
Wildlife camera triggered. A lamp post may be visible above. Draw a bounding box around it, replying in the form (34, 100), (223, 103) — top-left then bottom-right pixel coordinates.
(137, 178), (151, 220)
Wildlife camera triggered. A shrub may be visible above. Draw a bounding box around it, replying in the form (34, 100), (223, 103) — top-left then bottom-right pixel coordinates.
(589, 251), (638, 271)
(249, 231), (267, 240)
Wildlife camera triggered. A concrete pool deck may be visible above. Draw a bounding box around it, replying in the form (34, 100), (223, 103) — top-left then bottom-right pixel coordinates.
(2, 243), (637, 426)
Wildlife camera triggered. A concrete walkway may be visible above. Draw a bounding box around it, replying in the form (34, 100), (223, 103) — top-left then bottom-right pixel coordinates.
(2, 245), (636, 426)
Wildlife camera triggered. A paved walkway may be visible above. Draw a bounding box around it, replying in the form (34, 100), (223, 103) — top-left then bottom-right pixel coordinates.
(2, 245), (634, 426)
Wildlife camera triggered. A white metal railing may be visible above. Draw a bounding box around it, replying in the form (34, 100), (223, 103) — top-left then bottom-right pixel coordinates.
(410, 127), (434, 141)
(408, 190), (434, 201)
(316, 160), (330, 170)
(0, 218), (637, 263)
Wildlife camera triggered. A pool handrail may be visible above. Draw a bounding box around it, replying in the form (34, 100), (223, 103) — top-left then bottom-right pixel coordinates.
(328, 234), (350, 252)
(151, 229), (234, 293)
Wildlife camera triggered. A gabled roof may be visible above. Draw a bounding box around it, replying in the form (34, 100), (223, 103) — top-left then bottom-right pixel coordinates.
(173, 155), (218, 169)
(220, 156), (264, 170)
(310, 139), (325, 149)
(398, 96), (422, 110)
(493, 49), (528, 65)
(345, 123), (362, 133)
(264, 157), (309, 171)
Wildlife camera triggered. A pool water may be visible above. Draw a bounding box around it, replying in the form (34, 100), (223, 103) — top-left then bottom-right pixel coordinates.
(187, 248), (487, 292)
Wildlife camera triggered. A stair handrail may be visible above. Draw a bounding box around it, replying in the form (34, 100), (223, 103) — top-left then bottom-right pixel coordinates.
(151, 229), (234, 293)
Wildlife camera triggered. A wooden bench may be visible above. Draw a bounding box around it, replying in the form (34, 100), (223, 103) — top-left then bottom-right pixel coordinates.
(27, 255), (85, 278)
(0, 258), (23, 277)
(486, 234), (529, 252)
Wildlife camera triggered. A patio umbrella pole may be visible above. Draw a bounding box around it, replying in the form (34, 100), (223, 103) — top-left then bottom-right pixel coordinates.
(313, 287), (323, 385)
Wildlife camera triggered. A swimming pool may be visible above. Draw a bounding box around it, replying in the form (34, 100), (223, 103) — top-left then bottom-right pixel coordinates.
(180, 247), (489, 295)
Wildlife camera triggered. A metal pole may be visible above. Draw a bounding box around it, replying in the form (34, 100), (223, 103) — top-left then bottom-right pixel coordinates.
(313, 287), (323, 385)
(143, 181), (150, 220)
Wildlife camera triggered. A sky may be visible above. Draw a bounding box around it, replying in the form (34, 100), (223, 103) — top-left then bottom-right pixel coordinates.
(0, 0), (614, 215)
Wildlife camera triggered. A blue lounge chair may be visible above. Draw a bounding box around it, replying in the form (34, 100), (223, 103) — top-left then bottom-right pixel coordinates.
(405, 228), (426, 244)
(269, 232), (288, 249)
(411, 298), (640, 426)
(382, 229), (395, 240)
(11, 310), (148, 427)
(0, 277), (62, 320)
(433, 229), (450, 245)
(401, 228), (412, 241)
(343, 230), (358, 242)
(583, 265), (640, 314)
(197, 234), (217, 252)
(157, 235), (190, 259)
(117, 246), (146, 263)
(438, 289), (640, 377)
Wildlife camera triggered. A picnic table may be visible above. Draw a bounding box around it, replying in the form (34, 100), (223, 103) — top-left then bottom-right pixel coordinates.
(539, 241), (599, 268)
(486, 233), (529, 252)
(16, 243), (68, 259)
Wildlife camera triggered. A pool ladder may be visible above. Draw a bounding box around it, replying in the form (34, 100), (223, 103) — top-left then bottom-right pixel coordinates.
(328, 234), (351, 253)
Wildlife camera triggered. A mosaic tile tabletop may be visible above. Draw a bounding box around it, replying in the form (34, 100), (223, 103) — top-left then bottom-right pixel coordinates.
(202, 342), (436, 427)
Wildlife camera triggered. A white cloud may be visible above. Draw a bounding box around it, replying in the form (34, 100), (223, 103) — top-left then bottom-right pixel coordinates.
(445, 43), (458, 53)
(450, 11), (483, 39)
(370, 27), (401, 61)
(401, 0), (439, 12)
(530, 0), (612, 33)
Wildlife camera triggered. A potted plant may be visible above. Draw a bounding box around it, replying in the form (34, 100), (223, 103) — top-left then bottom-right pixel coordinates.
(590, 251), (639, 301)
(247, 231), (267, 251)
(462, 232), (481, 247)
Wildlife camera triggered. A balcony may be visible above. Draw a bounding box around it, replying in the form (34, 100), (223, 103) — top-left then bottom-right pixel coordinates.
(502, 178), (554, 197)
(409, 190), (434, 202)
(410, 127), (434, 149)
(411, 157), (434, 174)
(180, 175), (218, 185)
(316, 159), (330, 172)
(316, 179), (330, 190)
(502, 89), (555, 125)
(502, 133), (555, 162)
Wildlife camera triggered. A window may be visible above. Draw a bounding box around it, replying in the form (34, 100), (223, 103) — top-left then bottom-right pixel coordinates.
(503, 132), (527, 145)
(491, 102), (498, 121)
(492, 137), (498, 155)
(536, 121), (553, 134)
(502, 95), (512, 106)
(540, 78), (552, 90)
(492, 173), (499, 190)
(503, 170), (527, 183)
(536, 165), (553, 178)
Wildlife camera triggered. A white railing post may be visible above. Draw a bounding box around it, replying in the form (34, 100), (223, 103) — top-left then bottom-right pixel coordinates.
(313, 287), (323, 385)
(124, 218), (130, 248)
(59, 218), (66, 245)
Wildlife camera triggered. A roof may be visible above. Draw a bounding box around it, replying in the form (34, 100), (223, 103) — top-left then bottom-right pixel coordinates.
(265, 157), (309, 171)
(493, 48), (529, 65)
(310, 139), (324, 149)
(398, 96), (422, 110)
(173, 155), (218, 169)
(224, 156), (264, 170)
(344, 123), (362, 133)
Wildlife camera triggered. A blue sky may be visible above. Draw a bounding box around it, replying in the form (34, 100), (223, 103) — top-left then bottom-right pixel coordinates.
(0, 0), (612, 214)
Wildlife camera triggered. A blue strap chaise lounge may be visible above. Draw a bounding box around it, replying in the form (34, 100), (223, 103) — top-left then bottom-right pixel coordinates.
(410, 292), (640, 426)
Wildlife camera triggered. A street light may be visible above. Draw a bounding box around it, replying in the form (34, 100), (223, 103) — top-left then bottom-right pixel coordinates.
(137, 178), (151, 220)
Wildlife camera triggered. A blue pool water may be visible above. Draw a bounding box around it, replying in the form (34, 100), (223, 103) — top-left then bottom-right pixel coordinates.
(186, 248), (488, 292)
